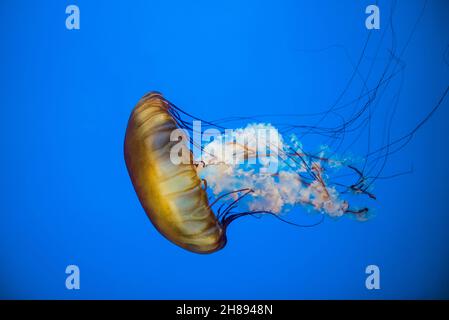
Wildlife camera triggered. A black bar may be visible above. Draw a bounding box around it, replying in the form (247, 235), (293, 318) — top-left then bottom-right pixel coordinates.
(1, 300), (448, 318)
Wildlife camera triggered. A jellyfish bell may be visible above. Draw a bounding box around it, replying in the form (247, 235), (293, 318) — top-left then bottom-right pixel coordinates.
(124, 92), (227, 253)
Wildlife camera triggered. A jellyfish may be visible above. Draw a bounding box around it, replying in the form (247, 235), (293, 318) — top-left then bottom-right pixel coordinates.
(124, 83), (447, 254)
(124, 92), (373, 253)
(124, 1), (449, 253)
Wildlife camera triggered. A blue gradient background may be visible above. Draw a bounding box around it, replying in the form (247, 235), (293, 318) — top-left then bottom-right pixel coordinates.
(0, 0), (448, 299)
